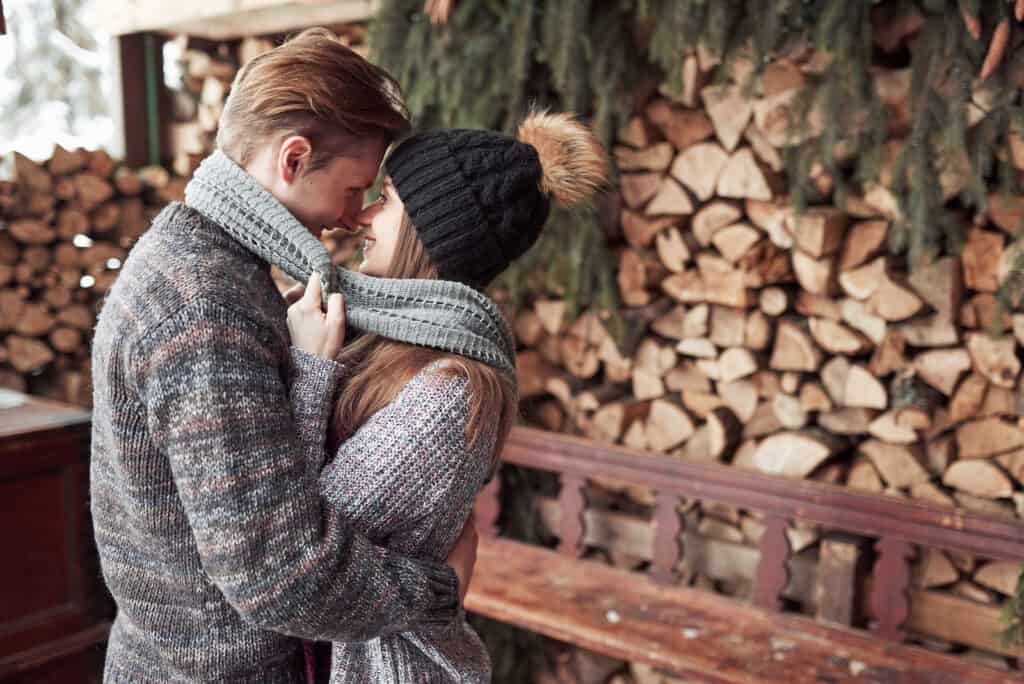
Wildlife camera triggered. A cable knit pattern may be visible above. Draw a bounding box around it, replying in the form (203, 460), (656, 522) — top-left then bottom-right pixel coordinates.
(91, 205), (459, 683)
(185, 150), (517, 375)
(319, 365), (497, 683)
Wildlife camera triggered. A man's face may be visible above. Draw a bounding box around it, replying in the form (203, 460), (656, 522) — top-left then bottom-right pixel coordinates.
(276, 138), (387, 238)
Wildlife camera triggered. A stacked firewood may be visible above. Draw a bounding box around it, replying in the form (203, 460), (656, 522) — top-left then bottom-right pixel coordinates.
(166, 23), (369, 174)
(0, 148), (188, 405)
(512, 56), (1024, 673)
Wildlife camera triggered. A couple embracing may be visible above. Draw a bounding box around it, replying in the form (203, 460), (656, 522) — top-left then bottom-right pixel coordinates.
(89, 27), (606, 683)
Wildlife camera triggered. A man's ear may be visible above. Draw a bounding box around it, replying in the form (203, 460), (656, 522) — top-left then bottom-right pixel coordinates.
(277, 135), (313, 184)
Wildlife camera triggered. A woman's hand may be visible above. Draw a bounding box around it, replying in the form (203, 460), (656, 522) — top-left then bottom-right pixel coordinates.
(287, 272), (346, 359)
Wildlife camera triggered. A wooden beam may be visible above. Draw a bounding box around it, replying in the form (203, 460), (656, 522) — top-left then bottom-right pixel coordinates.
(111, 33), (166, 167)
(96, 0), (377, 40)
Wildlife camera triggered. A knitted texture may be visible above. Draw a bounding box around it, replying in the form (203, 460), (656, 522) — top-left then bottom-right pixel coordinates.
(90, 204), (459, 683)
(320, 363), (496, 683)
(384, 129), (550, 289)
(185, 150), (516, 375)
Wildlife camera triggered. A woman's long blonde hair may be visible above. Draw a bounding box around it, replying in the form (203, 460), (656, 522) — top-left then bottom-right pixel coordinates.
(328, 214), (517, 460)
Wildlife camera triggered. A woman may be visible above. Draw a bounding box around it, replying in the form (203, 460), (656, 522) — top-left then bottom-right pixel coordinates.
(288, 111), (606, 682)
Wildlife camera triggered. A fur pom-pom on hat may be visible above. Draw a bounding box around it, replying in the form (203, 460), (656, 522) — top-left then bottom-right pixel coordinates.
(517, 110), (608, 207)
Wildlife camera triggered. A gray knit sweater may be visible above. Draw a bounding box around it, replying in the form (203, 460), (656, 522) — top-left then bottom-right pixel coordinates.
(91, 204), (461, 683)
(319, 364), (496, 683)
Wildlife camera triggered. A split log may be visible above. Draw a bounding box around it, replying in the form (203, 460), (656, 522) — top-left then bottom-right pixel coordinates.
(15, 303), (56, 337)
(839, 298), (888, 344)
(701, 84), (753, 151)
(620, 172), (662, 209)
(859, 439), (930, 488)
(710, 223), (761, 263)
(795, 291), (841, 320)
(844, 365), (888, 410)
(516, 350), (561, 399)
(950, 373), (988, 423)
(792, 250), (836, 295)
(909, 482), (957, 508)
(848, 457), (884, 492)
(786, 207), (847, 258)
(645, 399), (694, 452)
(799, 381), (833, 413)
(974, 561), (1021, 596)
(743, 400), (785, 438)
(6, 335), (54, 373)
(866, 275), (925, 322)
(707, 406), (742, 459)
(682, 304), (709, 338)
(670, 142), (729, 201)
(614, 142), (674, 172)
(676, 337), (717, 359)
(514, 310), (545, 346)
(681, 390), (726, 418)
(654, 226), (690, 272)
(718, 379), (758, 422)
(56, 304), (94, 331)
(868, 409), (919, 444)
(651, 305), (686, 340)
(769, 321), (822, 371)
(9, 220), (56, 245)
(808, 317), (871, 355)
(718, 347), (757, 383)
(665, 363), (712, 393)
(696, 254), (752, 308)
(752, 430), (842, 478)
(819, 407), (874, 435)
(908, 256), (963, 320)
(644, 99), (715, 150)
(915, 549), (960, 589)
(535, 299), (567, 336)
(709, 305), (746, 348)
(617, 115), (655, 148)
(745, 198), (792, 248)
(743, 309), (773, 351)
(646, 177), (694, 216)
(839, 257), (886, 300)
(960, 293), (1010, 332)
(618, 210), (675, 250)
(966, 332), (1020, 389)
(942, 460), (1014, 499)
(73, 173), (114, 211)
(691, 201), (742, 246)
(961, 228), (1004, 292)
(839, 220), (889, 270)
(772, 393), (807, 429)
(914, 348), (971, 396)
(898, 314), (959, 348)
(661, 270), (705, 304)
(49, 327), (83, 354)
(716, 148), (774, 201)
(956, 417), (1024, 459)
(759, 286), (788, 316)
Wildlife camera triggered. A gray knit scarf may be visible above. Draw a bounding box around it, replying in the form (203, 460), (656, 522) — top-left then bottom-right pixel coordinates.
(184, 150), (516, 375)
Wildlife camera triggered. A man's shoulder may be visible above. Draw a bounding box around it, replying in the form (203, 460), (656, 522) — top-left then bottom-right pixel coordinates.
(103, 202), (284, 343)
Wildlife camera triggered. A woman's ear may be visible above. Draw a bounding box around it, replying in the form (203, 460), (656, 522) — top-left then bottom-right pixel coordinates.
(277, 135), (313, 184)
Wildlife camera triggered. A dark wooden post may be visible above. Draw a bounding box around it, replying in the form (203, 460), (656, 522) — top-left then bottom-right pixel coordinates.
(557, 473), (586, 557)
(753, 515), (791, 612)
(0, 1), (6, 35)
(650, 492), (684, 584)
(869, 536), (915, 641)
(114, 33), (166, 167)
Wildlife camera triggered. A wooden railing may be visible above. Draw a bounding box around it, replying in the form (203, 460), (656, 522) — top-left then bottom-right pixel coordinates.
(475, 426), (1024, 646)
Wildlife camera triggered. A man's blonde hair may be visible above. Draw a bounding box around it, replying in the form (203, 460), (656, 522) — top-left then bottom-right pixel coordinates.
(217, 28), (411, 171)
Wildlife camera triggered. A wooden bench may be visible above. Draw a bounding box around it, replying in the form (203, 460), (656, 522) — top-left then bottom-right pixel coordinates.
(466, 426), (1024, 683)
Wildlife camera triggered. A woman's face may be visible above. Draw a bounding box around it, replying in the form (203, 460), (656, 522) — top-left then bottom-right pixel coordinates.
(357, 176), (404, 276)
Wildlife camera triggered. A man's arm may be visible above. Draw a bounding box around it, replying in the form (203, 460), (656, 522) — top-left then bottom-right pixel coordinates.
(134, 297), (459, 642)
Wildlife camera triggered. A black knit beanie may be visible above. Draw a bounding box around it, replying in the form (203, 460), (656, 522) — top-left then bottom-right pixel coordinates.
(383, 112), (608, 290)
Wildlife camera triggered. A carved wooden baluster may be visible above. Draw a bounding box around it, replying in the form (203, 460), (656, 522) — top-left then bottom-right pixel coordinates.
(474, 472), (502, 538)
(558, 473), (586, 557)
(650, 492), (684, 584)
(753, 515), (790, 612)
(869, 536), (914, 641)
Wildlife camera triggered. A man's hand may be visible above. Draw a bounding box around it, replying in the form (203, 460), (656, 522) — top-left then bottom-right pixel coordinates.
(447, 514), (478, 604)
(286, 272), (345, 359)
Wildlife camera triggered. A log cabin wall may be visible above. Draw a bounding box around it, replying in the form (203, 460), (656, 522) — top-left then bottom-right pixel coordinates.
(2, 21), (1022, 681)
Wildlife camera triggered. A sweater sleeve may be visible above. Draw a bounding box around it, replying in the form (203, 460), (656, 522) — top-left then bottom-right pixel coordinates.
(133, 298), (459, 642)
(319, 368), (497, 561)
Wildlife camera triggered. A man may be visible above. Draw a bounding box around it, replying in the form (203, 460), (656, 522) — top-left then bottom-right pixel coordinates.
(91, 28), (481, 682)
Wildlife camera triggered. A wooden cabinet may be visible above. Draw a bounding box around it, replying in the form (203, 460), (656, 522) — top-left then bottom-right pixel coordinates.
(0, 392), (110, 683)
